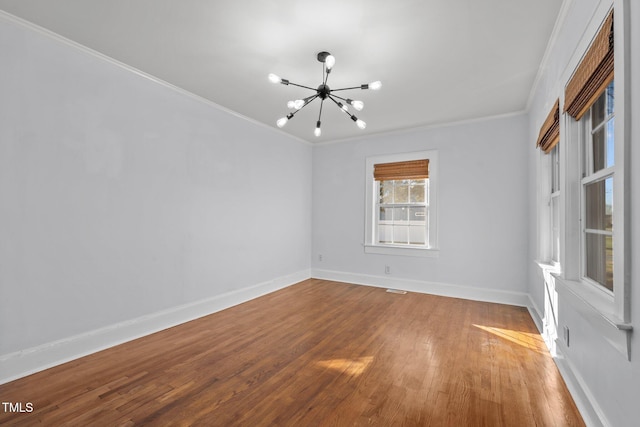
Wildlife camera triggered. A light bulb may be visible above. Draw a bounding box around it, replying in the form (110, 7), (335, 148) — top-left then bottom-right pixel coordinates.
(368, 81), (382, 90)
(348, 100), (364, 111)
(356, 119), (367, 129)
(314, 127), (321, 137)
(293, 99), (305, 110)
(287, 101), (295, 109)
(268, 73), (281, 84)
(325, 55), (335, 70)
(340, 103), (349, 112)
(276, 117), (289, 128)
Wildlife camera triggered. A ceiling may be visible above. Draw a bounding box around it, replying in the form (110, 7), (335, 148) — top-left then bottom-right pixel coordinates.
(0, 0), (563, 143)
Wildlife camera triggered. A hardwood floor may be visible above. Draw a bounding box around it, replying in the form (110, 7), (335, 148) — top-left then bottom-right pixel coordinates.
(0, 279), (584, 426)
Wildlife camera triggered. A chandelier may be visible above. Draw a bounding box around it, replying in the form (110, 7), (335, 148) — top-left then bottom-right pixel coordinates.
(268, 51), (381, 137)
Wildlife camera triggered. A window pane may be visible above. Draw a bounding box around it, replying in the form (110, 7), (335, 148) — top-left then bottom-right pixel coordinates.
(409, 207), (426, 222)
(394, 181), (409, 203)
(592, 126), (606, 172)
(585, 177), (613, 231)
(606, 80), (614, 115)
(379, 207), (392, 221)
(409, 181), (426, 203)
(392, 225), (409, 244)
(551, 145), (560, 193)
(606, 118), (615, 169)
(585, 233), (614, 291)
(378, 224), (392, 243)
(393, 207), (408, 222)
(379, 181), (394, 204)
(592, 89), (607, 128)
(591, 118), (615, 173)
(409, 225), (426, 245)
(552, 197), (560, 262)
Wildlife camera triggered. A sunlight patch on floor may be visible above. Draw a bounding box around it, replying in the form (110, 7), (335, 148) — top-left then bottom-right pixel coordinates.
(316, 356), (374, 377)
(472, 324), (547, 354)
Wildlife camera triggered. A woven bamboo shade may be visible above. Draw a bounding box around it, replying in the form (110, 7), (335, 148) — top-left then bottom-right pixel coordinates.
(564, 10), (614, 120)
(374, 159), (429, 181)
(536, 99), (560, 153)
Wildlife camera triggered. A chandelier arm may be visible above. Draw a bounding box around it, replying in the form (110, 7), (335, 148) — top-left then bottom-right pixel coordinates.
(328, 95), (355, 120)
(331, 85), (367, 92)
(306, 94), (320, 106)
(303, 94), (318, 103)
(289, 94), (320, 117)
(330, 93), (349, 102)
(287, 81), (318, 91)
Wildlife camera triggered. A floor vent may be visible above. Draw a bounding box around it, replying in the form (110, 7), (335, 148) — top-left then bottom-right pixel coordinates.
(386, 289), (407, 295)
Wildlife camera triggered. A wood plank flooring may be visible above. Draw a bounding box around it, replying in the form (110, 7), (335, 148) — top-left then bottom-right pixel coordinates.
(0, 279), (584, 426)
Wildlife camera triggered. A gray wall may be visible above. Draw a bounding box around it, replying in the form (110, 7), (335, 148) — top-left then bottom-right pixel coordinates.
(312, 114), (529, 296)
(0, 14), (312, 356)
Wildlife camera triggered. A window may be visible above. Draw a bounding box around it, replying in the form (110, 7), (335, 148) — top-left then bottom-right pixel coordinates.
(364, 151), (438, 257)
(555, 4), (631, 352)
(536, 99), (561, 265)
(580, 81), (615, 291)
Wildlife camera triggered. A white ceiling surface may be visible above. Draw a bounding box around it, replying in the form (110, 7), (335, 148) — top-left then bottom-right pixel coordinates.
(0, 0), (562, 143)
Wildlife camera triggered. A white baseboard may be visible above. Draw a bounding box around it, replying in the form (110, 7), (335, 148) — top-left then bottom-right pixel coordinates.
(311, 268), (529, 307)
(552, 343), (608, 427)
(527, 295), (544, 333)
(0, 269), (310, 385)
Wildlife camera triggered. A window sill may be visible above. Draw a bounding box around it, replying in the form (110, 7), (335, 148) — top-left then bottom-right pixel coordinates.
(535, 260), (561, 275)
(554, 275), (632, 360)
(364, 244), (439, 258)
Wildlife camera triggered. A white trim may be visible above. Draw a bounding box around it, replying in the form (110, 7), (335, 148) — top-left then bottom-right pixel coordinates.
(312, 110), (527, 146)
(363, 244), (439, 258)
(528, 282), (608, 427)
(526, 295), (544, 335)
(0, 270), (311, 385)
(0, 10), (311, 148)
(311, 269), (529, 307)
(553, 343), (609, 427)
(612, 0), (632, 321)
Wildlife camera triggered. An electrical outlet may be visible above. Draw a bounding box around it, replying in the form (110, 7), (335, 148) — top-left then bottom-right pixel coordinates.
(385, 265), (391, 275)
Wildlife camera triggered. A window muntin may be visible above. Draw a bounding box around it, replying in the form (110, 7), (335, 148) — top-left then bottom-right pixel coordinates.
(581, 81), (614, 291)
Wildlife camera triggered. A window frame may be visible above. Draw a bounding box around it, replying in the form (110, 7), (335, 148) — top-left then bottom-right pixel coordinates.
(550, 144), (561, 265)
(364, 150), (438, 257)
